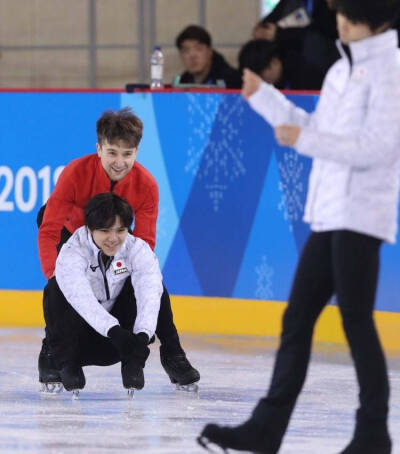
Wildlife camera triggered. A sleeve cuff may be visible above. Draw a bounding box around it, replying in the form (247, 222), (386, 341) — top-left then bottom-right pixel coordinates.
(133, 327), (153, 340)
(295, 127), (314, 158)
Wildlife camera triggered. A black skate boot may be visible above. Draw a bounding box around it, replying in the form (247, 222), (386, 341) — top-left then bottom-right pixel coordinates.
(339, 426), (392, 453)
(198, 420), (278, 454)
(38, 339), (63, 394)
(160, 350), (200, 392)
(339, 439), (391, 454)
(59, 364), (85, 398)
(121, 359), (144, 397)
(339, 412), (392, 454)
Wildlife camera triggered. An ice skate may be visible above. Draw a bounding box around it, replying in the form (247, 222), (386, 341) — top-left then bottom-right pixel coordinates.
(121, 359), (144, 397)
(339, 437), (392, 454)
(39, 381), (63, 394)
(59, 364), (85, 397)
(198, 420), (278, 454)
(160, 351), (200, 392)
(38, 339), (63, 395)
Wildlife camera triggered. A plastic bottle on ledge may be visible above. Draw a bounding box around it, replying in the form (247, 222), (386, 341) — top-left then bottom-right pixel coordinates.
(150, 46), (164, 89)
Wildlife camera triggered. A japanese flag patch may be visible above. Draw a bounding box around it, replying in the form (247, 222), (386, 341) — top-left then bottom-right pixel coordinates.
(112, 259), (128, 275)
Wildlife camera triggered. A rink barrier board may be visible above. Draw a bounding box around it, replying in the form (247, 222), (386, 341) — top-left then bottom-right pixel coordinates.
(1, 290), (400, 353)
(1, 91), (400, 313)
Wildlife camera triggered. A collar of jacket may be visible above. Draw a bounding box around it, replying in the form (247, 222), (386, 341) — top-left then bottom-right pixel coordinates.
(336, 29), (398, 64)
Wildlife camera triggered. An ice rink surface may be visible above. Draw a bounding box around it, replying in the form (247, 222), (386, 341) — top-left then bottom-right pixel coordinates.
(0, 329), (399, 454)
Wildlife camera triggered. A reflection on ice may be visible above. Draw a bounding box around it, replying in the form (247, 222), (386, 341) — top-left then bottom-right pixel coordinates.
(0, 329), (399, 453)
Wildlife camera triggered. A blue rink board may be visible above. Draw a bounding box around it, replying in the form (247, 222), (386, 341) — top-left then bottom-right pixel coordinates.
(0, 91), (399, 313)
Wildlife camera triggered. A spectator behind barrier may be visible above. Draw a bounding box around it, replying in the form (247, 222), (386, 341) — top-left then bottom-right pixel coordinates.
(253, 0), (339, 76)
(174, 25), (242, 89)
(238, 39), (323, 90)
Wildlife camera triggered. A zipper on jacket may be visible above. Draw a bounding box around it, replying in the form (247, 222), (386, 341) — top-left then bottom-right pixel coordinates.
(98, 251), (113, 300)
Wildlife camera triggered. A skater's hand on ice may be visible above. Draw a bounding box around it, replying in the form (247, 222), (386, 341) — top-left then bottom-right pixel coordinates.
(242, 69), (262, 100)
(275, 125), (301, 147)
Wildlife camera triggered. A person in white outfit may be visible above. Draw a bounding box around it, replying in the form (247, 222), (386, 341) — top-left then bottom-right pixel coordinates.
(43, 192), (163, 395)
(199, 0), (400, 453)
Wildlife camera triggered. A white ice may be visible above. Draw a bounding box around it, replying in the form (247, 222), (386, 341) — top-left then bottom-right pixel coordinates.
(0, 329), (399, 454)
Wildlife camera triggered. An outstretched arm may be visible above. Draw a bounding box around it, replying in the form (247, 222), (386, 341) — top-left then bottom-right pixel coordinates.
(242, 69), (312, 128)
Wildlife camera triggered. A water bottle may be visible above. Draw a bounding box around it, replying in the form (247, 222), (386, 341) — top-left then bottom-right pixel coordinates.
(150, 46), (164, 89)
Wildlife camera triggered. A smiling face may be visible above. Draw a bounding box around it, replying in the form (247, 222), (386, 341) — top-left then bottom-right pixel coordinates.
(336, 13), (375, 44)
(96, 140), (137, 181)
(90, 215), (128, 256)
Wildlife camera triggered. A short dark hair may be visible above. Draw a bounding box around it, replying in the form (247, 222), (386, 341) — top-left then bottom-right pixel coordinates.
(238, 40), (281, 74)
(84, 193), (134, 231)
(332, 0), (400, 30)
(96, 107), (143, 148)
(176, 25), (212, 49)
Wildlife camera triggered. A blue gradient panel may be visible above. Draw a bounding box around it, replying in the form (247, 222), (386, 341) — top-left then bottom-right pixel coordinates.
(0, 91), (399, 314)
(121, 93), (179, 268)
(162, 226), (203, 295)
(151, 92), (222, 218)
(234, 152), (298, 301)
(0, 93), (120, 289)
(172, 97), (274, 296)
(377, 244), (400, 312)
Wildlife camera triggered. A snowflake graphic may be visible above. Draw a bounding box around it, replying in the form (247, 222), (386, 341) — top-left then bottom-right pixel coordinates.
(185, 93), (221, 176)
(278, 150), (304, 231)
(186, 94), (246, 212)
(255, 255), (274, 300)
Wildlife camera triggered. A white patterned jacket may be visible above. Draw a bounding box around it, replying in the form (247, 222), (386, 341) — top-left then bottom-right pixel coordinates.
(249, 30), (400, 243)
(55, 226), (163, 338)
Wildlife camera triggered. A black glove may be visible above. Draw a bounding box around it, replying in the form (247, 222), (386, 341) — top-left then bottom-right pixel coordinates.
(136, 332), (150, 346)
(108, 325), (149, 361)
(134, 332), (151, 365)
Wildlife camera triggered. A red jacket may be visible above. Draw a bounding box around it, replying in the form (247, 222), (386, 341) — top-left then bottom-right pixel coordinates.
(38, 154), (159, 279)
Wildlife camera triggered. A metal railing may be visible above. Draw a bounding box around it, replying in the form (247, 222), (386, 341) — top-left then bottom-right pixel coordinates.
(0, 0), (260, 88)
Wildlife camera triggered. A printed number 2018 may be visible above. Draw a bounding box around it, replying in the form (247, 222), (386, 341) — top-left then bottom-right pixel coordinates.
(0, 166), (64, 212)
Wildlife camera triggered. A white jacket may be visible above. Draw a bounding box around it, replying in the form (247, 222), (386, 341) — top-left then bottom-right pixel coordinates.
(55, 226), (163, 339)
(249, 30), (400, 243)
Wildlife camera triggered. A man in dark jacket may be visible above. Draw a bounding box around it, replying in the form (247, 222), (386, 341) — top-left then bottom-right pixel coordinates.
(175, 25), (242, 89)
(238, 39), (324, 90)
(254, 0), (339, 76)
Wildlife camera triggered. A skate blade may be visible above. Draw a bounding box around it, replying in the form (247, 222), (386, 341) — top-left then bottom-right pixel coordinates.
(71, 389), (80, 399)
(175, 382), (199, 393)
(127, 388), (135, 399)
(197, 436), (228, 453)
(39, 382), (63, 395)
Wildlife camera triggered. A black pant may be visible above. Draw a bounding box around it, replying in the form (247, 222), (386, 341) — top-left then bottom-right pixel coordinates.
(251, 231), (389, 447)
(38, 204), (183, 354)
(44, 277), (144, 368)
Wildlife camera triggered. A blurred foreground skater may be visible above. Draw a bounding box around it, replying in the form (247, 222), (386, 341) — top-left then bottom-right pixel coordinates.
(199, 0), (400, 452)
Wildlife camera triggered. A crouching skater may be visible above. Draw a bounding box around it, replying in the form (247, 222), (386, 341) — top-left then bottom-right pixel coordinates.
(41, 192), (163, 397)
